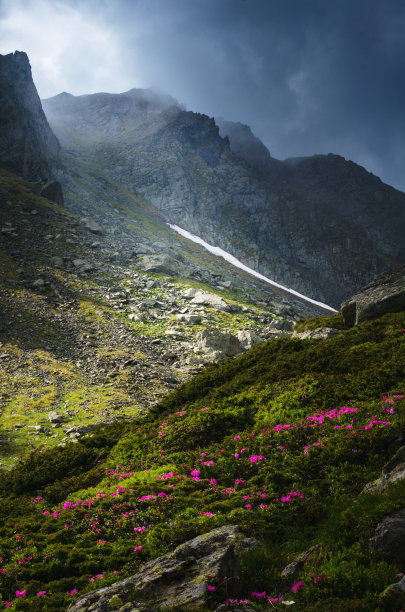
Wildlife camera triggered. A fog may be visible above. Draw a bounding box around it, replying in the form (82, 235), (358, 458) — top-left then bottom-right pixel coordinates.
(1, 0), (404, 191)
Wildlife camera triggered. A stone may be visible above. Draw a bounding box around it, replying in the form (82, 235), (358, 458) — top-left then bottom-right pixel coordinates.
(280, 546), (318, 583)
(341, 265), (405, 326)
(136, 254), (192, 278)
(82, 217), (104, 235)
(137, 299), (157, 309)
(292, 327), (344, 340)
(40, 180), (64, 206)
(392, 575), (405, 592)
(48, 411), (64, 423)
(67, 526), (255, 611)
(199, 350), (228, 363)
(191, 291), (230, 311)
(269, 318), (294, 331)
(72, 259), (94, 272)
(183, 288), (200, 299)
(197, 329), (241, 357)
(236, 329), (264, 350)
(1, 226), (17, 235)
(32, 278), (45, 288)
(165, 330), (187, 340)
(362, 446), (405, 495)
(177, 313), (202, 324)
(369, 508), (405, 562)
(50, 256), (63, 267)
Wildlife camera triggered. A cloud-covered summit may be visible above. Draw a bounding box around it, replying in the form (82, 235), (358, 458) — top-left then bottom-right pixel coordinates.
(1, 0), (404, 190)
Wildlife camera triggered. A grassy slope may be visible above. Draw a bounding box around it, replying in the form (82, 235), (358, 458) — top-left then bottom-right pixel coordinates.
(0, 168), (287, 469)
(0, 311), (404, 610)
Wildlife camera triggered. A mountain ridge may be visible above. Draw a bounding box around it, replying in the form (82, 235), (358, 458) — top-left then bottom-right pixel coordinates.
(43, 87), (405, 307)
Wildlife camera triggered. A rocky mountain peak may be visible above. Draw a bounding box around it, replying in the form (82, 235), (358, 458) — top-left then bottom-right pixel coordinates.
(216, 117), (275, 172)
(0, 51), (61, 182)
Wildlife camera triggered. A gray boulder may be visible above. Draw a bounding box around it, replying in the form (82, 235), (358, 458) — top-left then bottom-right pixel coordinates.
(341, 265), (405, 326)
(369, 508), (405, 562)
(236, 329), (264, 350)
(72, 259), (94, 272)
(48, 411), (64, 423)
(50, 255), (63, 267)
(177, 313), (202, 324)
(82, 217), (104, 235)
(67, 525), (254, 611)
(269, 318), (294, 331)
(191, 291), (230, 311)
(197, 329), (241, 356)
(183, 287), (200, 299)
(137, 254), (191, 278)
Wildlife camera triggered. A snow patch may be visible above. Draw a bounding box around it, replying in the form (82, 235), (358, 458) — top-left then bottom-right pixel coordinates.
(168, 224), (337, 313)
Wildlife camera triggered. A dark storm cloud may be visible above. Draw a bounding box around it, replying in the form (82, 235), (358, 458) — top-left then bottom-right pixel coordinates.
(1, 0), (404, 190)
(111, 0), (405, 190)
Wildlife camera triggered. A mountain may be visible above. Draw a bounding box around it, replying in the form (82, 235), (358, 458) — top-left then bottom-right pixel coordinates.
(0, 50), (405, 611)
(43, 89), (405, 307)
(0, 51), (61, 182)
(0, 50), (326, 474)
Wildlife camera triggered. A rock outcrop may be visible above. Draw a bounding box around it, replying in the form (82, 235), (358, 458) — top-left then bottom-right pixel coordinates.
(0, 51), (61, 181)
(216, 117), (275, 173)
(369, 508), (405, 563)
(67, 525), (255, 611)
(136, 254), (192, 278)
(197, 328), (242, 357)
(362, 445), (405, 495)
(190, 291), (230, 311)
(341, 265), (405, 326)
(236, 329), (264, 349)
(40, 180), (64, 206)
(43, 88), (405, 307)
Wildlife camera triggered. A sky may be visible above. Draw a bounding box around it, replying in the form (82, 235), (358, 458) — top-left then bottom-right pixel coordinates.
(1, 0), (404, 191)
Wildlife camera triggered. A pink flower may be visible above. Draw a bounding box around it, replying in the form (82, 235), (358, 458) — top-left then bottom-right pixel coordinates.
(206, 585), (216, 591)
(68, 589), (78, 595)
(134, 546), (143, 552)
(250, 455), (265, 463)
(16, 590), (26, 597)
(292, 580), (304, 592)
(37, 591), (46, 596)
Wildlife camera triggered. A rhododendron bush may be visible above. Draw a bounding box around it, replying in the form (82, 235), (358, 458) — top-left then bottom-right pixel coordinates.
(0, 311), (404, 610)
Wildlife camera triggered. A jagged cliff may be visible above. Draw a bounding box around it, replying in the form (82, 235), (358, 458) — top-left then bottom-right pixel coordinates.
(0, 51), (61, 182)
(216, 117), (276, 172)
(43, 89), (405, 307)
